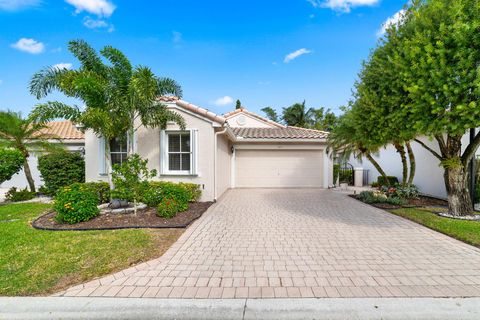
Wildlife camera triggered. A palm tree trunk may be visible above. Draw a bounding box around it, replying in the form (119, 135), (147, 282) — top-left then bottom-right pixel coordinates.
(394, 142), (408, 185)
(406, 141), (416, 186)
(104, 141), (113, 191)
(23, 158), (36, 192)
(365, 152), (388, 180)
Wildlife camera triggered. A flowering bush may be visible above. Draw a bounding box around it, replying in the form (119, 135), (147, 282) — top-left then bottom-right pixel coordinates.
(54, 183), (99, 224)
(156, 197), (180, 219)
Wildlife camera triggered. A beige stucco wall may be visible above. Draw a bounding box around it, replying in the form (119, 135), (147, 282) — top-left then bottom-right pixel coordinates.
(227, 113), (275, 128)
(216, 134), (231, 199)
(85, 105), (219, 201)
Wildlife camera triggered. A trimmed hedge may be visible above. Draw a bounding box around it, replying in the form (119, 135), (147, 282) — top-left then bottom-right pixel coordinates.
(38, 152), (85, 196)
(377, 176), (399, 187)
(5, 187), (35, 202)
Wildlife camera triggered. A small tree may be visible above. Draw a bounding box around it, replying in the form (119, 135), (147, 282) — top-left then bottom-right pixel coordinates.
(235, 99), (242, 109)
(282, 101), (315, 127)
(111, 154), (156, 215)
(0, 149), (24, 184)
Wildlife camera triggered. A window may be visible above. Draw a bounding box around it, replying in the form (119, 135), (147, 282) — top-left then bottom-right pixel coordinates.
(110, 137), (128, 165)
(167, 132), (191, 172)
(161, 129), (197, 175)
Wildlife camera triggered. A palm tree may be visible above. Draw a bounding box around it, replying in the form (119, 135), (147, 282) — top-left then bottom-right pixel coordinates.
(28, 40), (185, 184)
(282, 100), (315, 127)
(0, 111), (62, 192)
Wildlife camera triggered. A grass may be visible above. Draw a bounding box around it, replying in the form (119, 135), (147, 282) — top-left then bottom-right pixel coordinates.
(390, 207), (480, 247)
(0, 202), (183, 296)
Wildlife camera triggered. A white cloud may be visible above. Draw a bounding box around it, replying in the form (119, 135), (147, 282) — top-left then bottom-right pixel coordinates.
(11, 38), (45, 54)
(377, 9), (406, 37)
(0, 79), (3, 85)
(65, 0), (115, 17)
(0, 0), (40, 11)
(307, 0), (379, 12)
(284, 48), (312, 63)
(83, 16), (114, 31)
(52, 63), (72, 70)
(212, 96), (234, 106)
(172, 31), (182, 43)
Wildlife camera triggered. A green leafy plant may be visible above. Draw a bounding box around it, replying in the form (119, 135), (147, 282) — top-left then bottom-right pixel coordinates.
(0, 148), (24, 184)
(144, 181), (190, 211)
(178, 183), (201, 202)
(111, 154), (157, 214)
(156, 197), (180, 219)
(82, 182), (111, 204)
(393, 184), (420, 199)
(5, 187), (35, 202)
(358, 190), (405, 206)
(54, 183), (99, 224)
(37, 151), (85, 196)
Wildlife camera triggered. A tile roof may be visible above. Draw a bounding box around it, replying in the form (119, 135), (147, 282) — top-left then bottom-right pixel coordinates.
(39, 121), (84, 140)
(175, 100), (227, 124)
(232, 127), (328, 140)
(224, 108), (285, 128)
(155, 96), (180, 102)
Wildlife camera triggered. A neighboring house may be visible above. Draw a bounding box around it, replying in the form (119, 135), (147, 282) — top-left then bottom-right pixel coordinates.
(350, 133), (480, 199)
(0, 121), (85, 190)
(85, 97), (333, 201)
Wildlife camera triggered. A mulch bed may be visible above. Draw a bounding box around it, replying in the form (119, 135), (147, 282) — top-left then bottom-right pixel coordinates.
(349, 194), (448, 210)
(32, 202), (213, 231)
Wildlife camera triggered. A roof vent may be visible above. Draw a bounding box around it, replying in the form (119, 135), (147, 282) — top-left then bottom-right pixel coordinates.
(236, 115), (247, 126)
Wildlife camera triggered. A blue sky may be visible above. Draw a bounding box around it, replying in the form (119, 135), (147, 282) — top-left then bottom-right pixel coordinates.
(0, 0), (407, 117)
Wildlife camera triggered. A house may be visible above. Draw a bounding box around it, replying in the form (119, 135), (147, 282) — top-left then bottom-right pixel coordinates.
(0, 121), (85, 190)
(350, 133), (480, 200)
(85, 97), (333, 201)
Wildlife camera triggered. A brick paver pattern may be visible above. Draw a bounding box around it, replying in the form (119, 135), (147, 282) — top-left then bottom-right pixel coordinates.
(59, 189), (480, 299)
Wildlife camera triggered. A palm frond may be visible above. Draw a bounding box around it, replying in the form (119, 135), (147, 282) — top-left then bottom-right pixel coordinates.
(68, 39), (107, 75)
(156, 77), (183, 98)
(28, 102), (81, 123)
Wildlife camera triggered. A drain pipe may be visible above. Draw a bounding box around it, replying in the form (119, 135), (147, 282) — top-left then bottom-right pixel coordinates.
(214, 127), (228, 202)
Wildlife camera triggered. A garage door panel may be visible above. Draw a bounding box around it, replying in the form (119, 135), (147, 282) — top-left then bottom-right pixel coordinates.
(235, 149), (323, 188)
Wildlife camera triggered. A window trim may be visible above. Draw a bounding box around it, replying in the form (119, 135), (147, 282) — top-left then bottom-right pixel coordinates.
(160, 129), (198, 176)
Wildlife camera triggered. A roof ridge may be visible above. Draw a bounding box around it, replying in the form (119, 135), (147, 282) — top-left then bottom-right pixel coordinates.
(175, 100), (226, 124)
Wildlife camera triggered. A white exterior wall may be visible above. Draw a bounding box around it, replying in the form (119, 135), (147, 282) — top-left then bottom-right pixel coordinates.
(0, 143), (84, 190)
(216, 134), (231, 199)
(85, 105), (219, 202)
(350, 132), (480, 199)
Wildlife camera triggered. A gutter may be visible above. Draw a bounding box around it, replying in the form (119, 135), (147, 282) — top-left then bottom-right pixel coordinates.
(213, 127), (228, 201)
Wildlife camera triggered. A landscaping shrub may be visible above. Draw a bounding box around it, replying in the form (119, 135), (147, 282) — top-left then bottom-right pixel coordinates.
(178, 183), (202, 202)
(156, 197), (180, 219)
(377, 176), (399, 187)
(145, 181), (191, 211)
(38, 151), (85, 196)
(54, 183), (99, 224)
(392, 184), (420, 199)
(82, 182), (111, 204)
(5, 187), (35, 202)
(357, 190), (405, 206)
(0, 149), (24, 184)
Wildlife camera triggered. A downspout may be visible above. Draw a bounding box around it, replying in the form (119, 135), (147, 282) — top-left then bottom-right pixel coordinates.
(214, 127), (228, 202)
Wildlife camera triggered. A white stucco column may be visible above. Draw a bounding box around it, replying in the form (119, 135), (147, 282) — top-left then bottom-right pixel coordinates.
(323, 148), (329, 188)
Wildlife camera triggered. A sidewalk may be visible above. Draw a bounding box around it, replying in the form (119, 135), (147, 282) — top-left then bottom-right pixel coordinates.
(2, 297), (480, 320)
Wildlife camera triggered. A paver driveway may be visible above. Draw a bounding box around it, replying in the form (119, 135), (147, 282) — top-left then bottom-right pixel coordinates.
(59, 189), (480, 299)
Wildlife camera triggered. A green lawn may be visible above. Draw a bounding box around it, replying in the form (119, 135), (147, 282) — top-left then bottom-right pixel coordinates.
(0, 202), (183, 296)
(390, 207), (480, 247)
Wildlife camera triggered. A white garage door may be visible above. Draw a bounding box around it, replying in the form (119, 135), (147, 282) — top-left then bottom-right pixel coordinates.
(235, 149), (323, 188)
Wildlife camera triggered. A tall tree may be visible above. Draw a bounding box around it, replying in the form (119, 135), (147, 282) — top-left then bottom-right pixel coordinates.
(0, 111), (62, 192)
(29, 40), (185, 185)
(261, 107), (279, 123)
(311, 107), (338, 132)
(235, 99), (242, 109)
(282, 101), (315, 127)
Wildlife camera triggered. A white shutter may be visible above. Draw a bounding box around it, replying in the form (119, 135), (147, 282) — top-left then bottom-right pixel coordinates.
(190, 129), (198, 175)
(99, 136), (106, 175)
(160, 130), (167, 175)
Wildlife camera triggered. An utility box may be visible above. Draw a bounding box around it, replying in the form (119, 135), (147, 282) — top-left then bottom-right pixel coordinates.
(354, 168), (364, 187)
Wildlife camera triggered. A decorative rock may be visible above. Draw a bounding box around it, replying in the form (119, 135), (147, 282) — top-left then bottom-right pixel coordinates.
(436, 212), (480, 221)
(109, 199), (129, 209)
(98, 202), (147, 215)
